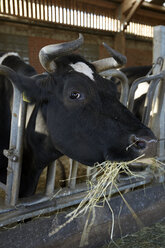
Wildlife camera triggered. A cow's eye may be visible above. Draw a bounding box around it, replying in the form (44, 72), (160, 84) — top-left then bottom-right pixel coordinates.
(70, 91), (81, 99)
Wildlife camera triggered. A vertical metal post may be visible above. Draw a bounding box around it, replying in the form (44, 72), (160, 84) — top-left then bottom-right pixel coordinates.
(152, 26), (165, 158)
(5, 86), (27, 206)
(68, 159), (78, 189)
(45, 161), (57, 195)
(86, 167), (97, 183)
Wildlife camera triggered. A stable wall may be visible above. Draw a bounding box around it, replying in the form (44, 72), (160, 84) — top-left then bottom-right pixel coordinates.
(0, 20), (152, 73)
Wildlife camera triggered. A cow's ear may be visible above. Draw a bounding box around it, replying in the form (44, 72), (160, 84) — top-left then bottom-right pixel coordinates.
(0, 65), (49, 103)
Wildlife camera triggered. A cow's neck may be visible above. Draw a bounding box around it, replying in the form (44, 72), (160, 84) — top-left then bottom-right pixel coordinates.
(25, 102), (62, 165)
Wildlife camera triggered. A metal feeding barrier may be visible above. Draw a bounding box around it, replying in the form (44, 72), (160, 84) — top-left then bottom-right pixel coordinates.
(0, 69), (128, 225)
(0, 84), (27, 206)
(100, 68), (129, 106)
(0, 60), (164, 228)
(1, 23), (165, 227)
(128, 57), (165, 161)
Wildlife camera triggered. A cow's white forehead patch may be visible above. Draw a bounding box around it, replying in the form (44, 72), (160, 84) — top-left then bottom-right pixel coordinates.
(70, 62), (94, 81)
(0, 52), (20, 65)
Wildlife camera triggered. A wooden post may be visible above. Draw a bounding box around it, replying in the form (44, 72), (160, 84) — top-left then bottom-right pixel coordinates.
(114, 0), (144, 56)
(114, 31), (126, 55)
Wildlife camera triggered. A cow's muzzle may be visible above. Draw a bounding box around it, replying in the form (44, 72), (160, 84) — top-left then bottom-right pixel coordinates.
(128, 134), (157, 158)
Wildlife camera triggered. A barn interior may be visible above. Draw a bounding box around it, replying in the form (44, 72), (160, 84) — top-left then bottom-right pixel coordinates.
(1, 0), (165, 71)
(0, 1), (165, 248)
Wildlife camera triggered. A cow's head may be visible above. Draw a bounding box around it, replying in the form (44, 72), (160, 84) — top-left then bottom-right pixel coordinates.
(0, 34), (157, 166)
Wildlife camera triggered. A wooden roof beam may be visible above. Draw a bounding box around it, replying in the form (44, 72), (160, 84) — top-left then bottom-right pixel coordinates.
(142, 2), (165, 12)
(77, 0), (117, 10)
(137, 8), (165, 21)
(124, 0), (144, 23)
(117, 0), (145, 30)
(122, 0), (138, 14)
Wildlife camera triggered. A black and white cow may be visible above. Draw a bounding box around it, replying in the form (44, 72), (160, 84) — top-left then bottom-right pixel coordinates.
(120, 65), (151, 86)
(121, 65), (152, 121)
(0, 34), (157, 197)
(112, 65), (152, 120)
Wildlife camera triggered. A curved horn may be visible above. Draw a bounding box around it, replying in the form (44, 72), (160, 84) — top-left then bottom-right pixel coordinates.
(103, 42), (127, 65)
(39, 33), (84, 72)
(92, 43), (127, 72)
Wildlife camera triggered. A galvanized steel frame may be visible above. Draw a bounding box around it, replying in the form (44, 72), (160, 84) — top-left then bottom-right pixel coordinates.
(2, 85), (27, 206)
(0, 66), (164, 227)
(0, 26), (165, 228)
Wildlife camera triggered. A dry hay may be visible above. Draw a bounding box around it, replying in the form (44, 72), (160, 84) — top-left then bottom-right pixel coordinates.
(48, 156), (165, 247)
(106, 221), (165, 248)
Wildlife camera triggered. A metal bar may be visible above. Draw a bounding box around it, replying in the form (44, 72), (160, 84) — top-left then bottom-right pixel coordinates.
(128, 73), (164, 112)
(150, 78), (165, 157)
(5, 86), (26, 206)
(0, 171), (155, 212)
(142, 78), (160, 125)
(45, 160), (56, 195)
(10, 99), (27, 205)
(0, 175), (153, 227)
(5, 86), (21, 205)
(68, 159), (78, 189)
(86, 167), (97, 183)
(152, 26), (165, 158)
(0, 184), (165, 248)
(127, 57), (163, 115)
(100, 69), (129, 106)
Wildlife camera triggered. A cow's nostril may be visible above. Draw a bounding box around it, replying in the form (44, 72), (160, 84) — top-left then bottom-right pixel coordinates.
(129, 135), (146, 150)
(128, 134), (157, 158)
(134, 140), (146, 150)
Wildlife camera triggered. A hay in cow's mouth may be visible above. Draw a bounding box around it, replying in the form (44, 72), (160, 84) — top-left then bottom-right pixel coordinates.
(49, 156), (165, 247)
